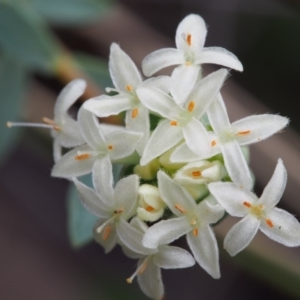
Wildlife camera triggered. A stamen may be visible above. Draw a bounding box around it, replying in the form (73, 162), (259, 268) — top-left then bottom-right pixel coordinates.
(6, 121), (53, 129)
(187, 34), (192, 46)
(146, 206), (154, 212)
(187, 101), (195, 112)
(75, 153), (90, 160)
(193, 228), (198, 237)
(192, 171), (201, 177)
(185, 61), (192, 66)
(175, 204), (187, 214)
(237, 130), (251, 136)
(96, 216), (116, 233)
(107, 144), (113, 150)
(126, 85), (133, 91)
(114, 208), (124, 214)
(170, 120), (178, 126)
(190, 219), (197, 226)
(132, 108), (138, 118)
(42, 117), (56, 125)
(126, 257), (150, 284)
(211, 140), (216, 147)
(102, 225), (112, 240)
(265, 219), (274, 228)
(243, 201), (251, 208)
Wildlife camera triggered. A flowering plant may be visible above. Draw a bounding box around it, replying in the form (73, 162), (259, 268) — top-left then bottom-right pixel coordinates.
(8, 14), (300, 300)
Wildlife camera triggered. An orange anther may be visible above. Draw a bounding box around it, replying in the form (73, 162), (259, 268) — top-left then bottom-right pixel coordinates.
(170, 120), (178, 126)
(146, 206), (154, 212)
(174, 204), (187, 214)
(185, 61), (192, 66)
(187, 34), (192, 46)
(193, 228), (198, 237)
(266, 219), (274, 228)
(211, 140), (216, 147)
(192, 171), (201, 177)
(188, 101), (195, 112)
(243, 201), (251, 208)
(126, 85), (133, 91)
(75, 153), (90, 160)
(237, 130), (251, 136)
(132, 108), (138, 118)
(107, 144), (113, 150)
(102, 225), (111, 240)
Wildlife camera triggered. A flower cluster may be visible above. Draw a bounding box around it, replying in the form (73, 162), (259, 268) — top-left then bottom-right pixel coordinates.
(9, 14), (300, 300)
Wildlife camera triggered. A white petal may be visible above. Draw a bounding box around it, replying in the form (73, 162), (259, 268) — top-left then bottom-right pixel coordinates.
(170, 142), (202, 163)
(140, 120), (183, 166)
(137, 259), (164, 300)
(125, 105), (150, 155)
(224, 214), (260, 256)
(141, 75), (172, 93)
(175, 14), (207, 54)
(221, 141), (253, 190)
(187, 69), (228, 119)
(107, 130), (142, 160)
(142, 48), (184, 77)
(73, 178), (111, 218)
(183, 118), (211, 158)
(93, 220), (118, 253)
(117, 218), (157, 255)
(51, 145), (96, 178)
(196, 200), (225, 225)
(153, 245), (195, 269)
(78, 108), (106, 150)
(260, 208), (300, 247)
(157, 170), (197, 216)
(53, 138), (62, 163)
(208, 181), (257, 217)
(207, 93), (230, 135)
(114, 174), (139, 219)
(142, 217), (191, 249)
(257, 159), (287, 209)
(195, 47), (243, 71)
(92, 156), (114, 203)
(83, 94), (133, 117)
(109, 43), (142, 92)
(187, 226), (220, 278)
(232, 114), (289, 146)
(136, 87), (184, 120)
(58, 117), (85, 147)
(54, 79), (86, 120)
(170, 65), (200, 105)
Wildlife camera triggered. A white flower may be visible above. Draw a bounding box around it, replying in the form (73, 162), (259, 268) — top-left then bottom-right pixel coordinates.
(51, 108), (142, 178)
(171, 93), (289, 190)
(73, 159), (139, 253)
(137, 184), (166, 222)
(142, 171), (224, 278)
(83, 43), (171, 154)
(208, 159), (300, 256)
(137, 69), (228, 166)
(142, 14), (243, 104)
(7, 79), (86, 162)
(118, 217), (195, 300)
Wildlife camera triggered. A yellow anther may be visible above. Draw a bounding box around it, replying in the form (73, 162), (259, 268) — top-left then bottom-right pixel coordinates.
(132, 108), (138, 118)
(102, 225), (111, 240)
(187, 34), (192, 46)
(192, 171), (201, 177)
(187, 101), (195, 112)
(193, 228), (198, 237)
(185, 61), (192, 66)
(237, 130), (251, 136)
(174, 204), (187, 214)
(126, 85), (133, 91)
(75, 153), (90, 160)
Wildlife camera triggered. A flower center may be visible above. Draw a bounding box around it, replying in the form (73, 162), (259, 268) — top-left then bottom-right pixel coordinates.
(243, 201), (274, 227)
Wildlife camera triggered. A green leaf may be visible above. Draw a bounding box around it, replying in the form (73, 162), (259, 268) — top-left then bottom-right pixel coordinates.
(0, 3), (60, 72)
(32, 0), (114, 25)
(0, 55), (28, 164)
(75, 52), (112, 88)
(67, 164), (122, 248)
